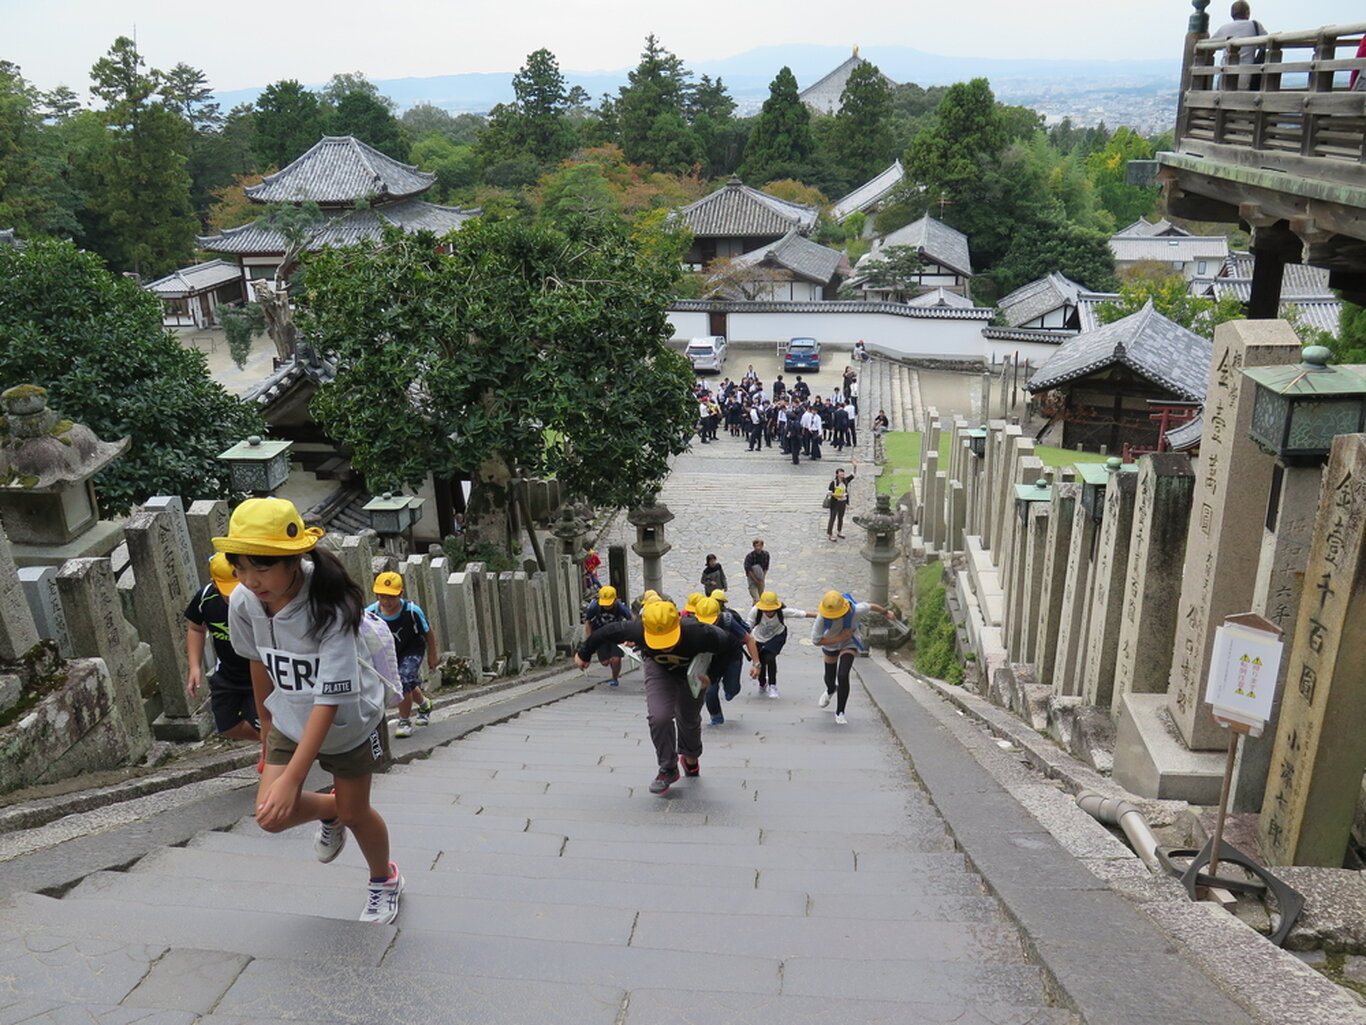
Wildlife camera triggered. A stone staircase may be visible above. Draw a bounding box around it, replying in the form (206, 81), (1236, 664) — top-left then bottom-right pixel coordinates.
(859, 354), (922, 433)
(0, 681), (1078, 1025)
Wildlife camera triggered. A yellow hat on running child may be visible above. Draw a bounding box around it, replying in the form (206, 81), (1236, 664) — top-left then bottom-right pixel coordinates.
(598, 585), (618, 606)
(819, 590), (851, 618)
(756, 590), (782, 611)
(209, 553), (239, 596)
(373, 571), (404, 596)
(694, 596), (721, 624)
(709, 589), (727, 604)
(213, 498), (322, 556)
(684, 592), (703, 614)
(641, 601), (682, 648)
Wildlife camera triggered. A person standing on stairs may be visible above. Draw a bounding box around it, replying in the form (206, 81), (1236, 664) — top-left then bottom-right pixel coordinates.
(216, 498), (402, 925)
(826, 462), (857, 542)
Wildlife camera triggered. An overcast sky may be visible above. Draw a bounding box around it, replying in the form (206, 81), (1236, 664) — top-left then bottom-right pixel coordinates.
(4, 0), (1360, 95)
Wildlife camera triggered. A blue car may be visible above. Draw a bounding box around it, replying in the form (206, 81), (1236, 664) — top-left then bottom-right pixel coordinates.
(783, 337), (821, 372)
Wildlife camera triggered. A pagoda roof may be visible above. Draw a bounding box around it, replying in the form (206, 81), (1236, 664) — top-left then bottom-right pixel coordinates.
(673, 178), (818, 238)
(246, 136), (435, 205)
(199, 198), (479, 255)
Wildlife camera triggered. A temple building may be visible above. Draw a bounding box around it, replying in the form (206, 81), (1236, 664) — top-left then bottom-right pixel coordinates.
(198, 135), (479, 288)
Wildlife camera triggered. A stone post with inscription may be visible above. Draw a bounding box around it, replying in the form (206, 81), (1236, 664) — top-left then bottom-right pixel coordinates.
(184, 500), (228, 573)
(18, 565), (71, 657)
(1259, 434), (1366, 866)
(1035, 483), (1079, 690)
(444, 570), (483, 671)
(125, 498), (210, 738)
(57, 558), (153, 758)
(1051, 488), (1099, 697)
(1167, 321), (1300, 750)
(0, 519), (39, 661)
(1082, 472), (1138, 710)
(1110, 454), (1195, 714)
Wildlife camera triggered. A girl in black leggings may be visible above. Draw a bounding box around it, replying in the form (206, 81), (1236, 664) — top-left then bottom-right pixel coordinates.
(812, 590), (892, 724)
(746, 591), (813, 699)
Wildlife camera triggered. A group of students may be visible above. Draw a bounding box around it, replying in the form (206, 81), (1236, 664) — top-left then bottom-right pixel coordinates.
(691, 366), (860, 460)
(185, 497), (443, 926)
(575, 579), (893, 795)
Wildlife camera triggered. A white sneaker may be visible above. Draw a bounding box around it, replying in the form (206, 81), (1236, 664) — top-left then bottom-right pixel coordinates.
(359, 862), (404, 923)
(835, 712), (848, 725)
(313, 819), (346, 863)
(768, 687), (779, 699)
(394, 718), (413, 738)
(818, 691), (832, 709)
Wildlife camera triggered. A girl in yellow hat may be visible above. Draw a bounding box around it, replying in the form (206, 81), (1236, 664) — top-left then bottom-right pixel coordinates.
(745, 590), (815, 700)
(812, 590), (892, 724)
(214, 497), (402, 924)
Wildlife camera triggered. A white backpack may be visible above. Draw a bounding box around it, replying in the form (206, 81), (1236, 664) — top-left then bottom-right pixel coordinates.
(359, 610), (404, 708)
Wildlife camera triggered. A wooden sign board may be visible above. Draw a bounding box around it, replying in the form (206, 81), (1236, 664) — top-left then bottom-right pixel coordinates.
(1205, 612), (1284, 736)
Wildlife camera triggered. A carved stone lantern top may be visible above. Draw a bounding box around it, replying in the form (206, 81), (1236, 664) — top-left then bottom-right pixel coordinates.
(627, 499), (675, 527)
(0, 385), (129, 492)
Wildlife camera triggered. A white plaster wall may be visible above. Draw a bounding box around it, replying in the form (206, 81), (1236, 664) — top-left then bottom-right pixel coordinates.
(667, 308), (993, 361)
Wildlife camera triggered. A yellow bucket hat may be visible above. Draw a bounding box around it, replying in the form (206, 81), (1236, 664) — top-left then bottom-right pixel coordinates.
(819, 590), (851, 619)
(208, 553), (239, 596)
(213, 498), (323, 556)
(755, 590), (782, 611)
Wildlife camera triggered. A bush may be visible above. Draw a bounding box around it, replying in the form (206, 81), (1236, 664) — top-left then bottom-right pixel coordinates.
(912, 563), (964, 685)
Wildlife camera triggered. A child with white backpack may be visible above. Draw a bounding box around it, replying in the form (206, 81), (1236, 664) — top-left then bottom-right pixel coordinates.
(216, 498), (402, 924)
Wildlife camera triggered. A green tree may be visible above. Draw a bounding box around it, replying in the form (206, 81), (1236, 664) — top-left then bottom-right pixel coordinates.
(320, 72), (396, 113)
(992, 221), (1118, 295)
(401, 103), (483, 143)
(301, 220), (696, 546)
(253, 80), (325, 169)
(739, 67), (812, 183)
(616, 35), (700, 171)
(477, 48), (576, 167)
(409, 133), (479, 200)
(1084, 127), (1158, 229)
(88, 36), (197, 277)
(1325, 301), (1366, 364)
(0, 61), (69, 236)
(0, 238), (263, 512)
(1096, 276), (1245, 338)
(40, 85), (82, 122)
(852, 244), (923, 302)
(328, 90), (407, 160)
(539, 161), (620, 232)
(833, 61), (895, 185)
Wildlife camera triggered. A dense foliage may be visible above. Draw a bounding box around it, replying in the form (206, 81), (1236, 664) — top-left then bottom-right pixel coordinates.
(300, 219), (698, 545)
(0, 239), (264, 512)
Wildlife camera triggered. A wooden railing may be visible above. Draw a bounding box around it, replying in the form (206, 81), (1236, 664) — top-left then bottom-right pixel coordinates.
(1177, 22), (1366, 187)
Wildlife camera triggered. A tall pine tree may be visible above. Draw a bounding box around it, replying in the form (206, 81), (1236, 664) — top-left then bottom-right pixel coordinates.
(833, 61), (894, 185)
(88, 37), (197, 277)
(616, 36), (701, 172)
(253, 80), (325, 169)
(739, 67), (812, 184)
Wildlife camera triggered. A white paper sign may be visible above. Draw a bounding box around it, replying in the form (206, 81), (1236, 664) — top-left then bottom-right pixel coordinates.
(1205, 622), (1284, 733)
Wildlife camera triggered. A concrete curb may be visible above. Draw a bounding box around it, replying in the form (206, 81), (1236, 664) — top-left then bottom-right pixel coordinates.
(862, 656), (1366, 1025)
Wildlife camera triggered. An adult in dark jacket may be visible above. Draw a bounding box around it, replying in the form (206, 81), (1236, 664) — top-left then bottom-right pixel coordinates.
(700, 554), (727, 592)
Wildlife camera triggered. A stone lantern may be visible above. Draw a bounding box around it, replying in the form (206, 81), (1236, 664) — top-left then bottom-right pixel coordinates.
(628, 498), (674, 599)
(217, 435), (293, 496)
(966, 425), (988, 458)
(1013, 477), (1054, 525)
(363, 492), (424, 555)
(1244, 345), (1366, 467)
(1077, 457), (1137, 522)
(0, 385), (129, 565)
(853, 492), (902, 610)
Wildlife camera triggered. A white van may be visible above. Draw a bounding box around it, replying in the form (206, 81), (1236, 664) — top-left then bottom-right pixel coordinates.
(686, 335), (727, 373)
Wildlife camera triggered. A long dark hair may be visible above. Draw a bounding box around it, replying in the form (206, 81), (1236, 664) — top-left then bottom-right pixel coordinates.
(226, 546), (364, 640)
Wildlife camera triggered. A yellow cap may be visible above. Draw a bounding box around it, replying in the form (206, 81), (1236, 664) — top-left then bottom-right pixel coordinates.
(373, 571), (403, 596)
(641, 589), (661, 605)
(694, 596), (721, 624)
(213, 498), (322, 556)
(755, 590), (782, 611)
(709, 588), (727, 604)
(598, 585), (617, 606)
(684, 592), (703, 614)
(208, 553), (239, 596)
(642, 601), (682, 648)
(819, 590), (851, 619)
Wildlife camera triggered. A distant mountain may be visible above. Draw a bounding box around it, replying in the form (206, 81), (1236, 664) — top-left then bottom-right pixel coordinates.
(214, 44), (1179, 116)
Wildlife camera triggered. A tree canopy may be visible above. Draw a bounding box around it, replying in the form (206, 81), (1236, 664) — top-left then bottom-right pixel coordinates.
(301, 219), (697, 544)
(740, 67), (813, 185)
(0, 238), (263, 513)
(253, 80), (325, 169)
(1095, 277), (1245, 339)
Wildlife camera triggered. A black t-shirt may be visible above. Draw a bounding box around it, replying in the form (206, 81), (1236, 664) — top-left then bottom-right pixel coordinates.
(584, 600), (633, 630)
(578, 619), (740, 672)
(184, 582), (252, 689)
(366, 599), (431, 659)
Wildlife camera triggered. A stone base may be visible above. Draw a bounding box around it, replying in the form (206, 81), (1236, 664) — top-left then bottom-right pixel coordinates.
(963, 536), (1003, 627)
(11, 521), (125, 568)
(151, 711), (214, 742)
(1113, 693), (1226, 804)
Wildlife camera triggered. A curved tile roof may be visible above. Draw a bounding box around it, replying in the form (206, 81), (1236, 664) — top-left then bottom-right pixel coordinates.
(144, 259), (241, 296)
(1025, 301), (1211, 400)
(729, 229), (843, 283)
(669, 298), (994, 321)
(200, 198), (480, 255)
(862, 214), (973, 278)
(246, 136), (436, 205)
(997, 272), (1086, 328)
(831, 161), (905, 221)
(674, 178), (818, 238)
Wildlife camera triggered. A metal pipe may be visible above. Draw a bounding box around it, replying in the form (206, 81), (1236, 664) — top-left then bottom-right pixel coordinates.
(1076, 790), (1163, 874)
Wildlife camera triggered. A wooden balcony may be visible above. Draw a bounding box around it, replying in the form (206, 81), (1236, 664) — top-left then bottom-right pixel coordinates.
(1159, 18), (1366, 303)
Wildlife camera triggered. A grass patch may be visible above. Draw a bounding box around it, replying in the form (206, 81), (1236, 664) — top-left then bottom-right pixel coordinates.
(913, 563), (964, 685)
